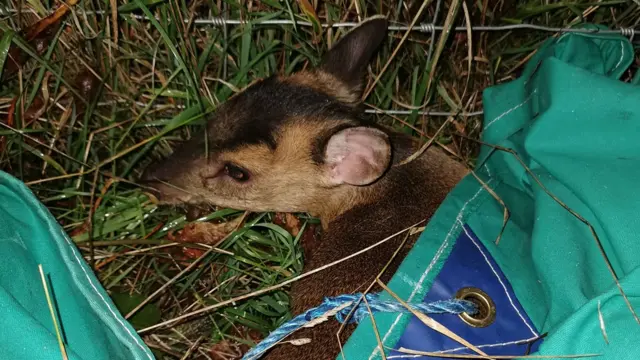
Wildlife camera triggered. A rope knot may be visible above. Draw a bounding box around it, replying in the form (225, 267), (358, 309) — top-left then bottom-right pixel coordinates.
(242, 293), (478, 360)
(319, 293), (478, 324)
(333, 293), (379, 324)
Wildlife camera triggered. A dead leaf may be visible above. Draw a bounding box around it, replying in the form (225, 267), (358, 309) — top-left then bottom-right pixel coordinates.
(273, 213), (322, 260)
(69, 222), (89, 237)
(0, 97), (17, 152)
(297, 0), (322, 37)
(22, 96), (46, 126)
(180, 247), (206, 259)
(175, 216), (244, 245)
(209, 339), (245, 360)
(5, 96), (16, 128)
(273, 212), (301, 237)
(300, 222), (321, 260)
(210, 326), (263, 360)
(3, 0), (76, 79)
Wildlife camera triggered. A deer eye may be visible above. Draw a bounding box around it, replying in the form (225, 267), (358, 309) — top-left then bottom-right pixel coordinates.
(223, 163), (250, 182)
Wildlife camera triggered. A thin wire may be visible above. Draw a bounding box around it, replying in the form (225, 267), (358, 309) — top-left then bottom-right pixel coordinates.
(113, 100), (483, 117)
(365, 109), (483, 117)
(162, 17), (640, 35)
(1, 8), (637, 36)
(1, 7), (627, 118)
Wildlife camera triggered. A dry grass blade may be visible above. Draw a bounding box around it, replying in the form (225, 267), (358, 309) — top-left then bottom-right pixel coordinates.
(38, 264), (69, 360)
(470, 171), (510, 245)
(362, 0), (435, 99)
(125, 211), (249, 319)
(396, 116), (452, 167)
(362, 296), (387, 360)
(337, 230), (416, 360)
(598, 300), (609, 344)
(462, 1), (473, 93)
(425, 0), (462, 98)
(110, 0), (118, 46)
(243, 302), (351, 360)
(179, 336), (204, 360)
(243, 226), (411, 360)
(0, 121), (89, 167)
(392, 347), (601, 359)
(24, 170), (92, 186)
(137, 220), (425, 334)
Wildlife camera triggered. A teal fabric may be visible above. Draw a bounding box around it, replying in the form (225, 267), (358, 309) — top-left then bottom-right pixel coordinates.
(342, 25), (640, 359)
(0, 171), (155, 360)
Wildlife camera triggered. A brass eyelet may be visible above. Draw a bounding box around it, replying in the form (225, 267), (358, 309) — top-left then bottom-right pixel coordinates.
(455, 287), (496, 328)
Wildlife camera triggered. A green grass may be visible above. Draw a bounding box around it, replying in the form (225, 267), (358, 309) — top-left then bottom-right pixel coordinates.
(0, 0), (638, 358)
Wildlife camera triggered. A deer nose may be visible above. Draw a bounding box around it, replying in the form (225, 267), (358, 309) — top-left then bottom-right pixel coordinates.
(139, 166), (158, 183)
(144, 184), (162, 199)
(138, 166), (161, 195)
(139, 159), (170, 184)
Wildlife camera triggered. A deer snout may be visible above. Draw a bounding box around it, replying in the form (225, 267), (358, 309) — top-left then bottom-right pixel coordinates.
(138, 167), (164, 200)
(139, 177), (194, 204)
(139, 157), (205, 204)
(139, 160), (179, 201)
(139, 159), (169, 184)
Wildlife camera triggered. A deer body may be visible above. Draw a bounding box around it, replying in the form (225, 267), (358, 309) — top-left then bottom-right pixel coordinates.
(266, 146), (466, 360)
(141, 16), (467, 360)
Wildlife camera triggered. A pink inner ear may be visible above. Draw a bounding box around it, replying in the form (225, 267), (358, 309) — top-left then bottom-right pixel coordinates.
(325, 127), (391, 186)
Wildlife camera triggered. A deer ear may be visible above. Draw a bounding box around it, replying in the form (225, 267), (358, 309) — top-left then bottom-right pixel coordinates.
(323, 126), (391, 186)
(318, 16), (388, 97)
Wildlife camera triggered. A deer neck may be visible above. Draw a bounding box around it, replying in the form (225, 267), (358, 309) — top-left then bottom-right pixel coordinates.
(313, 131), (468, 229)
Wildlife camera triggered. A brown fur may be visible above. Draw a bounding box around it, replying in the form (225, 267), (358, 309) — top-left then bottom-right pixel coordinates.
(284, 71), (362, 107)
(262, 138), (467, 360)
(139, 16), (468, 360)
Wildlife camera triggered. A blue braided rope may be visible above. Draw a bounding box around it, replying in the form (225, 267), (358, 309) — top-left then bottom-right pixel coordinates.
(241, 293), (477, 360)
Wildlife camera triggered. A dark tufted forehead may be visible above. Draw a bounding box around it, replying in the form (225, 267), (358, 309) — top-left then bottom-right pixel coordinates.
(206, 75), (364, 152)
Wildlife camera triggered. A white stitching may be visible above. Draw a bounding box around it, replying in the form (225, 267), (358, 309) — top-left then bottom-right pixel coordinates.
(611, 40), (625, 74)
(435, 335), (540, 353)
(556, 33), (626, 75)
(385, 336), (540, 359)
(483, 89), (537, 130)
(462, 225), (538, 336)
(483, 164), (492, 178)
(368, 184), (488, 360)
(57, 226), (154, 359)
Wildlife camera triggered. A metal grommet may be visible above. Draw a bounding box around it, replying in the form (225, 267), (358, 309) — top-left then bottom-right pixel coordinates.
(455, 287), (496, 328)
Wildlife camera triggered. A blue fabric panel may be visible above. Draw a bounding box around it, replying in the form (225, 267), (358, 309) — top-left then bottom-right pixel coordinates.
(389, 225), (542, 358)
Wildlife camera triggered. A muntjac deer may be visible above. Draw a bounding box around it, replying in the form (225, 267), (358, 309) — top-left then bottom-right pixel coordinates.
(140, 15), (468, 360)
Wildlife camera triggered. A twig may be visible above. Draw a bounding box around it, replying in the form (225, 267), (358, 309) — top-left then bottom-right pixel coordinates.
(38, 264), (69, 360)
(125, 211), (248, 319)
(376, 280), (491, 358)
(137, 219), (426, 334)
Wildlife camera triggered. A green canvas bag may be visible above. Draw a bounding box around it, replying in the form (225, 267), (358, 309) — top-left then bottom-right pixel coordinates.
(341, 25), (640, 359)
(0, 171), (155, 359)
